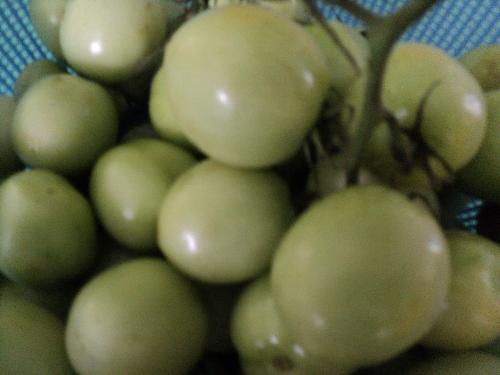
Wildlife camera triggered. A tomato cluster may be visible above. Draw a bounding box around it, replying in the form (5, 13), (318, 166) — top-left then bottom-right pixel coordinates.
(0, 1), (499, 374)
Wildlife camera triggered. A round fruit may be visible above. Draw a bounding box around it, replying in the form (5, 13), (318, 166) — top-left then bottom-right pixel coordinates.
(460, 44), (500, 92)
(65, 258), (208, 375)
(421, 230), (500, 350)
(60, 0), (169, 83)
(29, 0), (68, 60)
(232, 276), (351, 375)
(158, 160), (294, 283)
(458, 90), (500, 204)
(90, 139), (196, 252)
(0, 169), (96, 286)
(405, 352), (500, 375)
(164, 4), (330, 168)
(149, 67), (191, 147)
(14, 59), (64, 99)
(271, 185), (450, 369)
(12, 74), (118, 176)
(0, 96), (23, 178)
(0, 285), (74, 375)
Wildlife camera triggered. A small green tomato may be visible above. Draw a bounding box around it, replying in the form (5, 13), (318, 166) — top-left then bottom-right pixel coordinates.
(460, 44), (500, 92)
(14, 59), (64, 99)
(65, 258), (208, 375)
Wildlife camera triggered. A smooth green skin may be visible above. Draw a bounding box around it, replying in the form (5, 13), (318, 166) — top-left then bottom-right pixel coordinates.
(458, 90), (500, 204)
(0, 170), (97, 286)
(90, 139), (196, 252)
(0, 286), (74, 375)
(421, 231), (500, 350)
(29, 0), (67, 60)
(158, 159), (294, 283)
(271, 185), (450, 370)
(149, 67), (192, 147)
(164, 5), (331, 168)
(66, 258), (208, 375)
(306, 21), (368, 96)
(232, 276), (351, 375)
(405, 352), (500, 375)
(14, 60), (64, 99)
(383, 43), (486, 172)
(0, 96), (23, 178)
(60, 0), (169, 83)
(256, 0), (310, 23)
(12, 74), (118, 176)
(460, 44), (500, 92)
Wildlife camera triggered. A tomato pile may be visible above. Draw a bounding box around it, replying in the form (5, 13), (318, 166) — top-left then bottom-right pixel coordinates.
(1, 1), (499, 374)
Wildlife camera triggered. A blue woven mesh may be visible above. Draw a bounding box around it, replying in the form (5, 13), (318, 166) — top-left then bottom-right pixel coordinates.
(1, 0), (498, 229)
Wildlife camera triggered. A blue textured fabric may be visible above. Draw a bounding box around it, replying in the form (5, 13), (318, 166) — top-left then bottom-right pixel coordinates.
(0, 0), (498, 229)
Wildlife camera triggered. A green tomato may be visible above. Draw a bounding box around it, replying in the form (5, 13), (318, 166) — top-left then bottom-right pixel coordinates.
(164, 4), (330, 168)
(405, 352), (500, 375)
(0, 169), (96, 287)
(149, 67), (192, 147)
(90, 139), (196, 252)
(460, 44), (500, 92)
(271, 185), (450, 370)
(0, 285), (74, 375)
(29, 0), (67, 60)
(231, 276), (351, 375)
(12, 74), (118, 176)
(158, 159), (294, 283)
(65, 258), (208, 375)
(14, 60), (64, 99)
(60, 0), (169, 83)
(421, 230), (500, 350)
(306, 21), (368, 96)
(0, 96), (23, 178)
(458, 90), (500, 204)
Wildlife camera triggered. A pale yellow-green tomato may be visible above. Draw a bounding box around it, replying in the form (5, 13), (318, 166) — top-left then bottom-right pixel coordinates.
(460, 44), (500, 92)
(29, 0), (67, 60)
(306, 21), (368, 96)
(158, 159), (294, 284)
(65, 258), (208, 375)
(90, 139), (196, 252)
(12, 74), (118, 176)
(458, 90), (500, 204)
(14, 59), (64, 99)
(0, 283), (74, 375)
(0, 169), (97, 287)
(149, 67), (191, 147)
(421, 231), (500, 350)
(164, 5), (330, 168)
(231, 276), (351, 375)
(60, 0), (169, 83)
(405, 352), (500, 375)
(271, 185), (450, 370)
(0, 96), (23, 178)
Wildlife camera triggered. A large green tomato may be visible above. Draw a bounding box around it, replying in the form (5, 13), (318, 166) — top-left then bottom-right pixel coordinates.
(149, 67), (192, 148)
(90, 139), (196, 252)
(460, 44), (500, 92)
(271, 185), (450, 370)
(164, 5), (331, 168)
(14, 60), (64, 99)
(231, 276), (351, 375)
(29, 0), (67, 60)
(306, 21), (368, 96)
(158, 160), (294, 283)
(421, 230), (500, 350)
(458, 90), (500, 204)
(0, 169), (96, 287)
(0, 96), (23, 178)
(66, 258), (208, 375)
(12, 74), (118, 176)
(405, 352), (500, 375)
(0, 285), (74, 375)
(60, 0), (169, 83)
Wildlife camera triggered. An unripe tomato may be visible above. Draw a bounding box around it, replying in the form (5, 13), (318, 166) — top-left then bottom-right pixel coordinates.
(460, 44), (500, 92)
(29, 0), (67, 60)
(14, 59), (64, 99)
